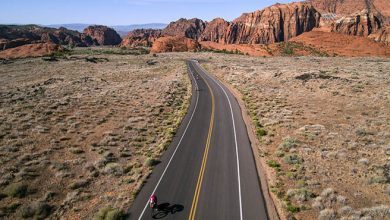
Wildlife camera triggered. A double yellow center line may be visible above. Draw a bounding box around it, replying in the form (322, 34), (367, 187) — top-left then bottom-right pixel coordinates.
(188, 63), (215, 220)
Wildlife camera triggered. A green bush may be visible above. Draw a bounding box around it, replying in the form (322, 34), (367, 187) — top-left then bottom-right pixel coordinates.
(1, 202), (21, 215)
(283, 154), (302, 165)
(267, 160), (280, 168)
(286, 203), (300, 213)
(279, 137), (298, 151)
(145, 158), (160, 167)
(256, 128), (267, 137)
(4, 183), (29, 198)
(283, 43), (294, 55)
(94, 207), (124, 220)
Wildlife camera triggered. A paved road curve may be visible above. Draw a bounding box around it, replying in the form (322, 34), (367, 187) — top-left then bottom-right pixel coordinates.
(127, 60), (268, 220)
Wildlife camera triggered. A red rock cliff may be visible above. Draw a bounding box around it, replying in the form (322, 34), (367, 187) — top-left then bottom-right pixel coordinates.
(162, 18), (207, 40)
(151, 36), (200, 53)
(121, 29), (162, 47)
(83, 25), (122, 46)
(224, 2), (321, 44)
(200, 18), (230, 43)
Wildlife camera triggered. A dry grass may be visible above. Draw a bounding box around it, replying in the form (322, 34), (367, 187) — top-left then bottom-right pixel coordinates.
(197, 54), (390, 219)
(0, 51), (191, 219)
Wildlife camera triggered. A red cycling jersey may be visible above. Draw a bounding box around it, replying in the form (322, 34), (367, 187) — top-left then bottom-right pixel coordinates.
(150, 194), (157, 206)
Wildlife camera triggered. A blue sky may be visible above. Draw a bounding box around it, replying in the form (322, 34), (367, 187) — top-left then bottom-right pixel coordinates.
(1, 0), (299, 25)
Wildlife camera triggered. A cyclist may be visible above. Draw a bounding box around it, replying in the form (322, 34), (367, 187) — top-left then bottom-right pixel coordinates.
(149, 194), (158, 210)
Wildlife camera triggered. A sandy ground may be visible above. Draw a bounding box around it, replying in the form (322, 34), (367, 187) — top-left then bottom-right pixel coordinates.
(0, 51), (191, 219)
(1, 50), (389, 220)
(198, 54), (390, 220)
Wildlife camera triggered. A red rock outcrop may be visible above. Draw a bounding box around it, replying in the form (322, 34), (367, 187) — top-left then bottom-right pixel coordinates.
(290, 29), (390, 57)
(308, 0), (390, 25)
(200, 18), (230, 43)
(0, 43), (64, 59)
(332, 10), (382, 37)
(368, 26), (390, 44)
(0, 38), (33, 50)
(83, 25), (122, 46)
(0, 25), (93, 48)
(224, 2), (321, 44)
(151, 36), (200, 53)
(162, 18), (206, 40)
(121, 29), (162, 47)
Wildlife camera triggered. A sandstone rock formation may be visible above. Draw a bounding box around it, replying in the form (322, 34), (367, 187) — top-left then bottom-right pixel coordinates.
(290, 29), (390, 57)
(0, 25), (93, 49)
(332, 10), (382, 37)
(162, 18), (206, 40)
(200, 18), (230, 43)
(151, 36), (200, 53)
(368, 26), (390, 44)
(121, 29), (162, 47)
(83, 25), (122, 45)
(0, 38), (32, 50)
(308, 0), (390, 25)
(224, 2), (321, 44)
(0, 43), (63, 59)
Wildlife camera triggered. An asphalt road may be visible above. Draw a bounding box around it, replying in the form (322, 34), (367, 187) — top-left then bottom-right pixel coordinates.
(127, 60), (268, 220)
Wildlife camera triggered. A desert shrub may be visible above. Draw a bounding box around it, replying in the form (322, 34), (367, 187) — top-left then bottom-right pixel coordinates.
(0, 193), (6, 200)
(267, 160), (280, 168)
(369, 175), (387, 184)
(103, 163), (124, 176)
(0, 202), (21, 215)
(321, 188), (335, 198)
(256, 127), (267, 137)
(145, 158), (160, 167)
(69, 180), (89, 190)
(283, 43), (294, 55)
(319, 209), (336, 220)
(3, 183), (29, 198)
(338, 206), (352, 216)
(279, 137), (298, 151)
(361, 205), (390, 218)
(286, 188), (314, 202)
(312, 199), (324, 211)
(275, 151), (285, 157)
(286, 202), (300, 213)
(94, 206), (124, 220)
(20, 202), (52, 219)
(283, 154), (302, 165)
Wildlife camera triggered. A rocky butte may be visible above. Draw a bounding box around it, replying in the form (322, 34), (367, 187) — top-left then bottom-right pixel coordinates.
(162, 18), (207, 40)
(121, 29), (162, 48)
(83, 25), (122, 46)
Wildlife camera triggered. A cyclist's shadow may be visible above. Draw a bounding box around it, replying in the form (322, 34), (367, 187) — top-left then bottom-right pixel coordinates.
(152, 203), (184, 219)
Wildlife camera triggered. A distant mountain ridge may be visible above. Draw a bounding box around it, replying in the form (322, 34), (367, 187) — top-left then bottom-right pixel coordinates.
(45, 23), (167, 36)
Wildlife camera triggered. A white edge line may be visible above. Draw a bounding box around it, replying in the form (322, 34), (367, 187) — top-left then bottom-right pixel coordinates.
(138, 61), (199, 220)
(195, 62), (243, 220)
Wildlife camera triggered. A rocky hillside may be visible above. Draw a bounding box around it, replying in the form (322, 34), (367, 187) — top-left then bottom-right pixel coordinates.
(225, 2), (321, 44)
(308, 0), (390, 19)
(151, 36), (200, 53)
(331, 10), (382, 37)
(200, 18), (230, 43)
(83, 25), (122, 45)
(121, 29), (162, 47)
(307, 0), (390, 44)
(0, 43), (64, 59)
(0, 25), (94, 50)
(162, 18), (207, 40)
